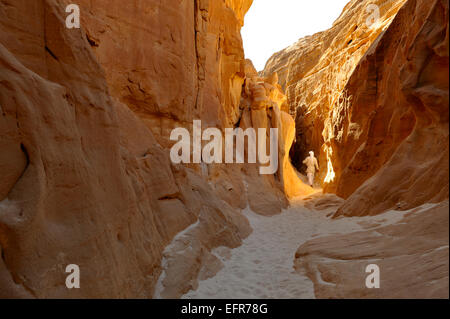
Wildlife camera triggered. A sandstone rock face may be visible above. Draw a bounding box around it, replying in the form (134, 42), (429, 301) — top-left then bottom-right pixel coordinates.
(295, 201), (449, 298)
(73, 0), (296, 218)
(239, 62), (313, 200)
(0, 0), (258, 298)
(332, 0), (449, 216)
(75, 0), (252, 146)
(268, 0), (449, 298)
(1, 0), (448, 300)
(263, 0), (449, 216)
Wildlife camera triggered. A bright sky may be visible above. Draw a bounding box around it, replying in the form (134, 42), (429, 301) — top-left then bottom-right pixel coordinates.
(242, 0), (350, 71)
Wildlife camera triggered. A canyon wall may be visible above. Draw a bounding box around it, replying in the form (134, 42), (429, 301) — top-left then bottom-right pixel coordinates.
(74, 0), (306, 216)
(262, 0), (408, 185)
(74, 0), (251, 142)
(0, 0), (312, 298)
(296, 199), (449, 298)
(332, 0), (449, 217)
(1, 0), (447, 300)
(266, 0), (449, 298)
(0, 0), (278, 298)
(263, 0), (449, 216)
(239, 61), (313, 199)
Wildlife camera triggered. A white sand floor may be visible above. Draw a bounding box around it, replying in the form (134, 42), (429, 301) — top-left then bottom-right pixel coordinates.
(182, 198), (429, 299)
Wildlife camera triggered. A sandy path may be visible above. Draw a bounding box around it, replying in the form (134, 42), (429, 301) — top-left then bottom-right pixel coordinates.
(182, 197), (408, 299)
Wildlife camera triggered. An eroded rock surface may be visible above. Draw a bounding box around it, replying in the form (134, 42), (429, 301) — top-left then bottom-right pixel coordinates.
(262, 0), (408, 185)
(240, 61), (313, 200)
(0, 0), (258, 298)
(1, 0), (448, 300)
(295, 201), (449, 298)
(264, 0), (449, 298)
(332, 0), (449, 217)
(263, 0), (449, 215)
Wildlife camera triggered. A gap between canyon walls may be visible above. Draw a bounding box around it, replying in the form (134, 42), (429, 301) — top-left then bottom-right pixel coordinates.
(74, 0), (312, 298)
(262, 0), (407, 185)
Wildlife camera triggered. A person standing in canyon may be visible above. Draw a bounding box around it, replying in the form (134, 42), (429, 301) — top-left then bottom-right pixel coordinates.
(303, 151), (319, 187)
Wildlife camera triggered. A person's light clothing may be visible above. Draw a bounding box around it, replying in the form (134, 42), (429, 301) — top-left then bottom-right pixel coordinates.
(303, 151), (319, 186)
(307, 172), (314, 186)
(303, 156), (319, 174)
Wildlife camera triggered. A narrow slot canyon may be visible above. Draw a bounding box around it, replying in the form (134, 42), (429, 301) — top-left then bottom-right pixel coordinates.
(0, 0), (448, 300)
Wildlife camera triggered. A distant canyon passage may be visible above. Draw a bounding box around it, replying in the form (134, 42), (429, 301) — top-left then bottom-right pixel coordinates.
(0, 0), (448, 298)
